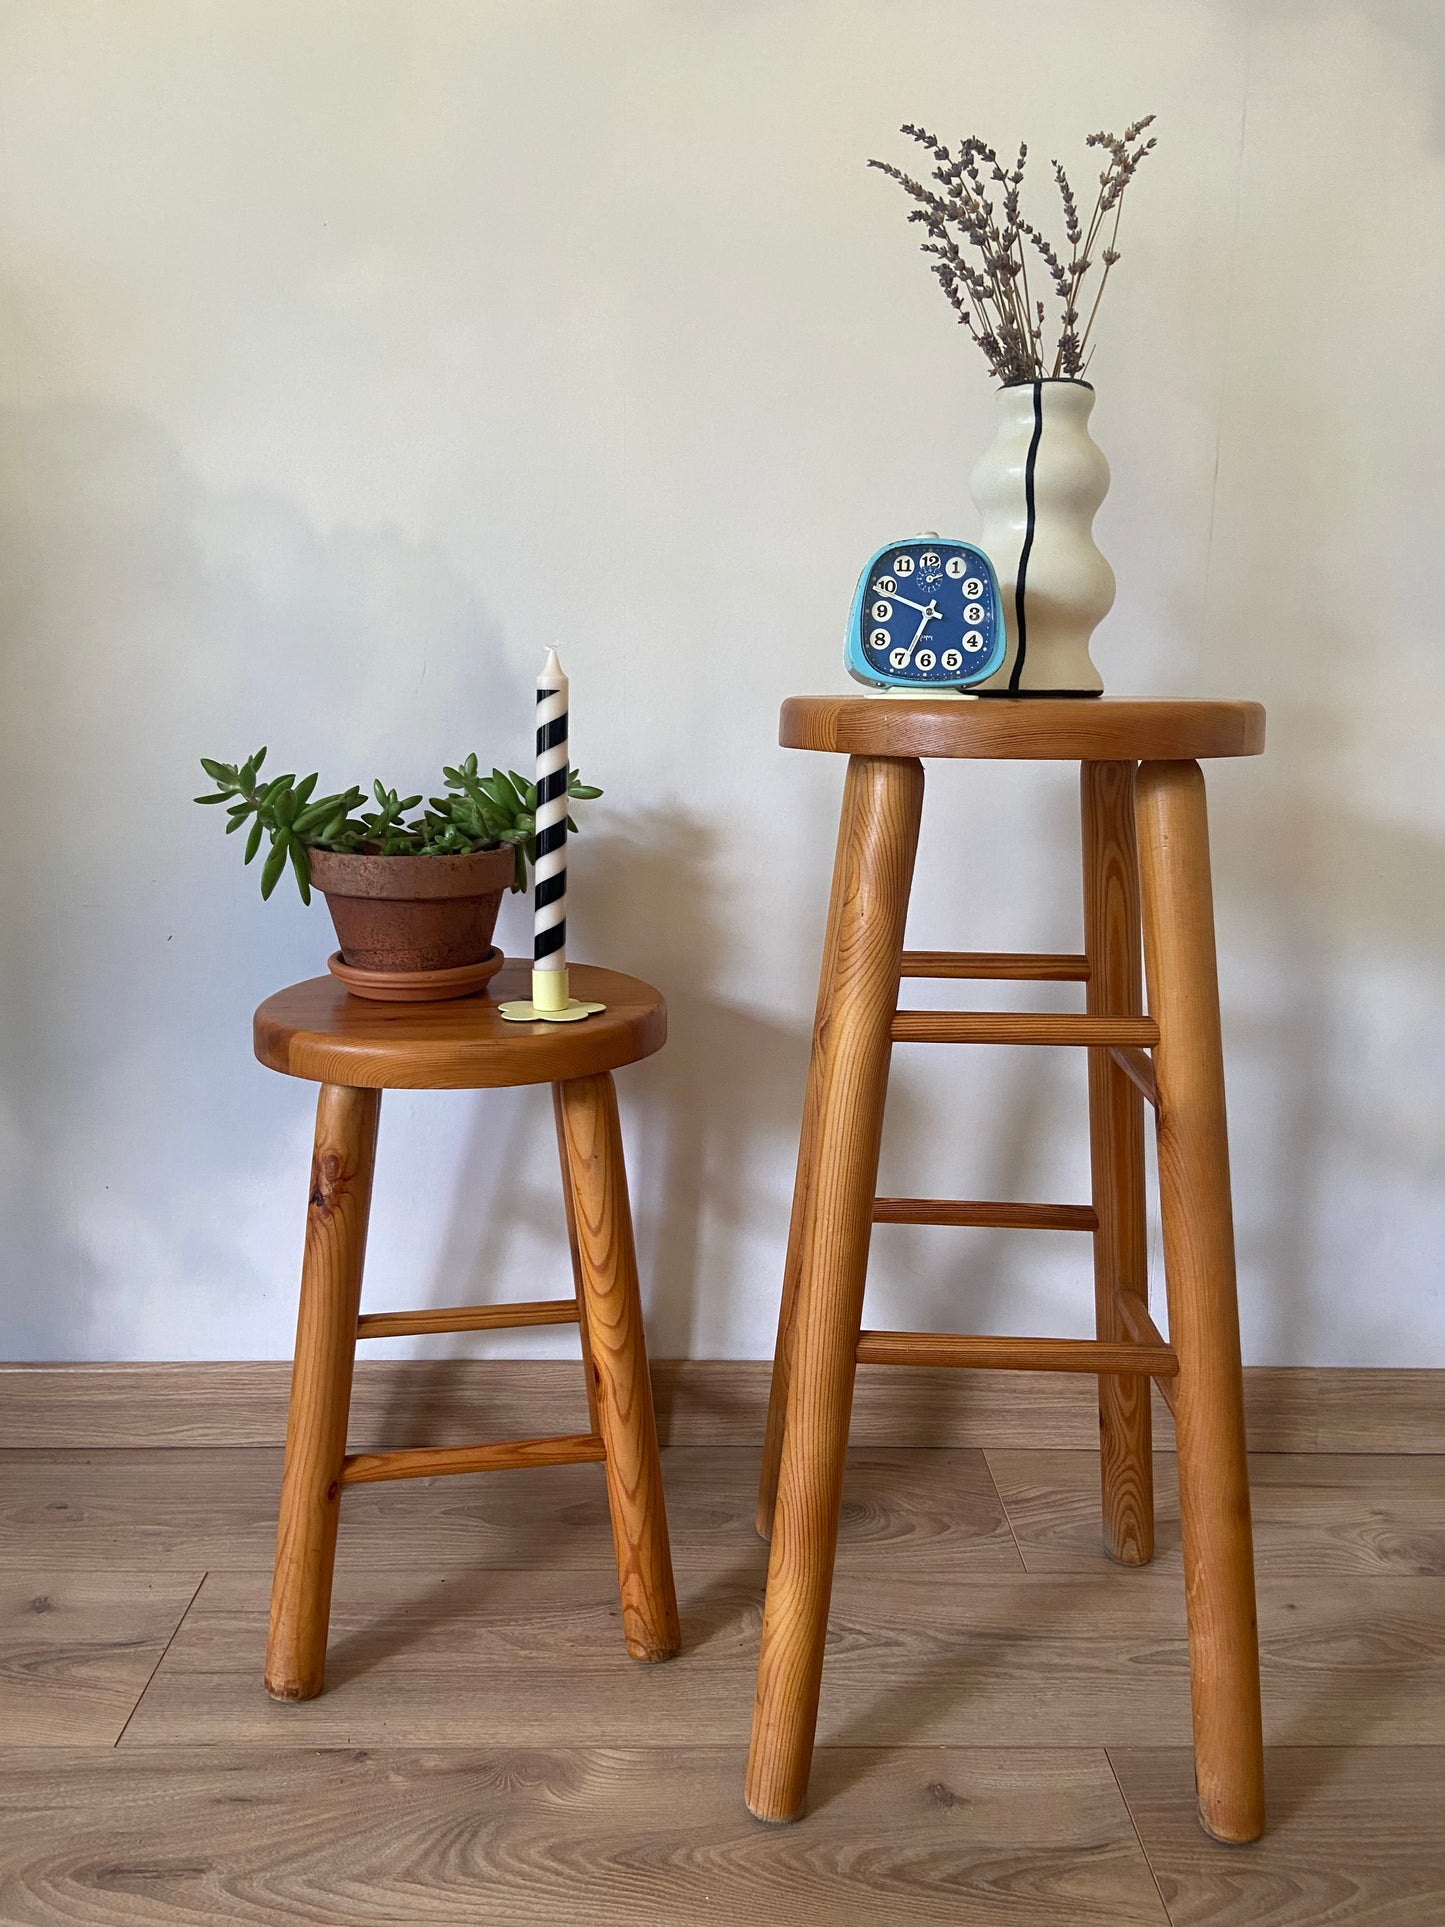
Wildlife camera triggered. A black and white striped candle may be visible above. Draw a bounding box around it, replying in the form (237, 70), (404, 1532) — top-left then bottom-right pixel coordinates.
(531, 647), (570, 1012)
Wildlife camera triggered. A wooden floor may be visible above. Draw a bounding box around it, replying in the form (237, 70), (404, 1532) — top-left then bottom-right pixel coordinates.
(2, 1440), (1443, 1924)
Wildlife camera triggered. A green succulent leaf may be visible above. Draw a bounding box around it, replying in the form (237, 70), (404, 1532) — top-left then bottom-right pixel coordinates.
(259, 837), (289, 901)
(245, 817), (264, 864)
(289, 840), (312, 904)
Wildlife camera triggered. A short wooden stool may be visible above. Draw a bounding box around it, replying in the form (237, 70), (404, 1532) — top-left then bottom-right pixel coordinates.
(747, 698), (1267, 1842)
(252, 958), (680, 1701)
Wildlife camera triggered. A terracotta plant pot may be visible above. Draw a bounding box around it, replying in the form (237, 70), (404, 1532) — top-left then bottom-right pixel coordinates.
(307, 845), (515, 977)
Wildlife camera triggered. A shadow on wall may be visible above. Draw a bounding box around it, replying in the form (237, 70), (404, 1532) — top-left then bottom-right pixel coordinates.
(0, 399), (527, 1358)
(381, 809), (831, 1398)
(1176, 381), (1445, 1366)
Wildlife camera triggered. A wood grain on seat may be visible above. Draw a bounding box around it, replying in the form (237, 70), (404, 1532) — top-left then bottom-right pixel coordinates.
(780, 696), (1265, 761)
(253, 960), (665, 1089)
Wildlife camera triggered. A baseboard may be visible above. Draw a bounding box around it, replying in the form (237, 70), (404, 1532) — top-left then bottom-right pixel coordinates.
(1, 1360), (1440, 1453)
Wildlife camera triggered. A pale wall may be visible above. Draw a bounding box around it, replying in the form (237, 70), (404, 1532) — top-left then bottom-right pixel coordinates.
(1, 0), (1441, 1366)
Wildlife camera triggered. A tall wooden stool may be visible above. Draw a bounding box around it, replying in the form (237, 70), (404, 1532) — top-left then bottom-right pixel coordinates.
(252, 958), (679, 1701)
(747, 698), (1266, 1842)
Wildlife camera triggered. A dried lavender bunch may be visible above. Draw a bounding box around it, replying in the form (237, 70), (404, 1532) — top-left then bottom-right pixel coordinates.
(869, 116), (1157, 384)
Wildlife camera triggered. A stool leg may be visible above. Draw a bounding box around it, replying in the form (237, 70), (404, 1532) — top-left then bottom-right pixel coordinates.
(746, 754), (923, 1823)
(756, 769), (859, 1541)
(553, 1085), (603, 1438)
(265, 1083), (380, 1701)
(1082, 760), (1154, 1565)
(556, 1071), (680, 1663)
(1137, 760), (1264, 1843)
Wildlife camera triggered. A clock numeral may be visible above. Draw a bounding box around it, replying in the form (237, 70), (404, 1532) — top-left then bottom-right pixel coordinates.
(945, 557), (965, 578)
(963, 577), (984, 598)
(920, 551), (940, 569)
(870, 628), (890, 647)
(964, 603), (986, 624)
(875, 574), (897, 594)
(941, 648), (963, 671)
(915, 648), (937, 672)
(962, 633), (985, 652)
(888, 647), (911, 670)
(893, 555), (914, 575)
(871, 599), (892, 621)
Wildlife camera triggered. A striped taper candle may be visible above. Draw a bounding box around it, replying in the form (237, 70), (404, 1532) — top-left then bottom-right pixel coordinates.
(532, 647), (570, 1012)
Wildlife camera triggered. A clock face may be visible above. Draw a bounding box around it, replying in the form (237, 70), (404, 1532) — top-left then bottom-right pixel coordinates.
(845, 538), (1004, 689)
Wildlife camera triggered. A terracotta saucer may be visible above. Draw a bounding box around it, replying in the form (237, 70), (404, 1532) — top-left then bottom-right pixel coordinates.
(326, 946), (505, 1003)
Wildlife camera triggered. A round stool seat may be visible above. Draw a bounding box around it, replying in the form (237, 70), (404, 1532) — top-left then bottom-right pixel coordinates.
(254, 959), (665, 1090)
(780, 696), (1264, 762)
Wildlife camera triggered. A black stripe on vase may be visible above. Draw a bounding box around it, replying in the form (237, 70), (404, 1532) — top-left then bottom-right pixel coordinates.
(536, 715), (569, 752)
(535, 922), (566, 960)
(534, 822), (567, 859)
(534, 871), (567, 909)
(1007, 379), (1045, 696)
(536, 767), (569, 805)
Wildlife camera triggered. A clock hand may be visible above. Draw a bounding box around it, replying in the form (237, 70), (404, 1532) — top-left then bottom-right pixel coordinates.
(884, 589), (931, 614)
(909, 601), (943, 645)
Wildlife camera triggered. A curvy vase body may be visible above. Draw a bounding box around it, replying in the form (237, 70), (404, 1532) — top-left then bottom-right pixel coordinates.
(969, 379), (1113, 696)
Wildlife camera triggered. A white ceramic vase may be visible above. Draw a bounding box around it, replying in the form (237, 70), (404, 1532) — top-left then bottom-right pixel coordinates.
(969, 379), (1113, 697)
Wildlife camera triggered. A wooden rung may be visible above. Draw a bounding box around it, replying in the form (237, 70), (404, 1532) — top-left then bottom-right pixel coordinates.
(891, 1011), (1160, 1047)
(900, 950), (1091, 982)
(1114, 1290), (1178, 1415)
(855, 1330), (1179, 1375)
(1109, 1044), (1159, 1109)
(341, 1433), (606, 1485)
(872, 1198), (1097, 1231)
(356, 1299), (580, 1340)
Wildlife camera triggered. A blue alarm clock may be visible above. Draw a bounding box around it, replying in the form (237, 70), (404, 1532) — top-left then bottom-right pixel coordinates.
(844, 536), (1004, 691)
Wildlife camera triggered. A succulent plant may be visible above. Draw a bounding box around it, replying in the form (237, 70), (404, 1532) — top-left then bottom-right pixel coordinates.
(195, 749), (601, 903)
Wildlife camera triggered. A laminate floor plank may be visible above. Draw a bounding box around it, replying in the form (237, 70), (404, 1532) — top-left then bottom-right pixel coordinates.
(0, 1446), (1020, 1575)
(986, 1451), (1445, 1575)
(6, 1444), (1442, 1920)
(1111, 1746), (1445, 1926)
(0, 1572), (204, 1746)
(0, 1744), (1168, 1927)
(119, 1563), (1445, 1751)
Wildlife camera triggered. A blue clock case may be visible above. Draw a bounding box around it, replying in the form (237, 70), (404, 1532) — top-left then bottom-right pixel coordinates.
(844, 538), (1005, 691)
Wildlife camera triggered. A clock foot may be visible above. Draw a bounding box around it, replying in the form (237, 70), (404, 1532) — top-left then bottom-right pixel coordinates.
(863, 688), (979, 701)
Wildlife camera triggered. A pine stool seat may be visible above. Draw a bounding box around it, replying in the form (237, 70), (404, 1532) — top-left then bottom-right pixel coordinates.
(747, 697), (1267, 1843)
(253, 958), (679, 1702)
